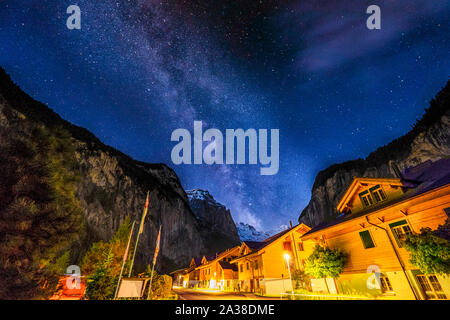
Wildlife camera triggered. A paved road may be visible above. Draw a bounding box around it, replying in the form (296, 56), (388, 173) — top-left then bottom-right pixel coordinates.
(173, 288), (279, 300)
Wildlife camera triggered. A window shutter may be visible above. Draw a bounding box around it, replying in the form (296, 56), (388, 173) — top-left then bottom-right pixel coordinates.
(388, 220), (407, 228)
(359, 230), (375, 249)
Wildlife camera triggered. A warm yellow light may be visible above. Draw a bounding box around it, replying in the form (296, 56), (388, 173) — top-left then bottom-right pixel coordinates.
(283, 253), (290, 261)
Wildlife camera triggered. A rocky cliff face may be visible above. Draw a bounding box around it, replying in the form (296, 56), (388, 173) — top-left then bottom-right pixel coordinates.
(299, 81), (450, 228)
(0, 68), (237, 273)
(186, 189), (240, 253)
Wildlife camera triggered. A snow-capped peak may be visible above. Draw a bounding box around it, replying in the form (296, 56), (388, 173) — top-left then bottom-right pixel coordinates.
(237, 222), (270, 242)
(236, 222), (291, 242)
(186, 189), (221, 205)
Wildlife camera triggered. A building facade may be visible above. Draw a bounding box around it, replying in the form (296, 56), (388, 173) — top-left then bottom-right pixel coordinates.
(196, 247), (240, 290)
(301, 160), (450, 299)
(231, 224), (312, 296)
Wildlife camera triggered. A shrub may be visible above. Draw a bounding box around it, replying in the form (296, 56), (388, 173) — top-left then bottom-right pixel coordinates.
(405, 220), (450, 275)
(305, 245), (348, 279)
(144, 266), (173, 300)
(292, 269), (312, 291)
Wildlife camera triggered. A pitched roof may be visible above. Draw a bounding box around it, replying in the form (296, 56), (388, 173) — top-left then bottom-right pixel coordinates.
(400, 159), (450, 195)
(243, 241), (266, 250)
(194, 246), (241, 269)
(219, 261), (238, 271)
(193, 257), (202, 266)
(302, 159), (450, 238)
(170, 267), (190, 275)
(336, 177), (403, 212)
(233, 224), (311, 261)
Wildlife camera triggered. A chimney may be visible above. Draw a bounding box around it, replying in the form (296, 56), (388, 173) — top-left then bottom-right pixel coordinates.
(289, 220), (293, 228)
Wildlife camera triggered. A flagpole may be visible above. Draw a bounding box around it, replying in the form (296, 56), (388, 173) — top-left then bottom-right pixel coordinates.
(147, 224), (162, 300)
(114, 220), (136, 300)
(128, 227), (141, 278)
(128, 191), (149, 278)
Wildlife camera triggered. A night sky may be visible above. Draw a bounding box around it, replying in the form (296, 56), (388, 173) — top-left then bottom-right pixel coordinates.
(1, 1), (449, 231)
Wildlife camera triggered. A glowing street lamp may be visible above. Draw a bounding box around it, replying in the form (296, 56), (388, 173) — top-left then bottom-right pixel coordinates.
(284, 253), (294, 295)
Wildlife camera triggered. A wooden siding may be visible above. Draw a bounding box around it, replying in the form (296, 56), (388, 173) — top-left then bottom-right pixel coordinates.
(302, 185), (450, 275)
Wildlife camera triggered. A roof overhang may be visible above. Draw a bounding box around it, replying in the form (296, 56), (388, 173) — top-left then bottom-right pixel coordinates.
(231, 223), (311, 263)
(336, 177), (403, 212)
(229, 251), (260, 264)
(303, 182), (450, 240)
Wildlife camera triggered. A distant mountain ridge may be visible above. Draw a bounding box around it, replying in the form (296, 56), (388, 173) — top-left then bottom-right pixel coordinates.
(236, 223), (271, 241)
(236, 222), (289, 242)
(299, 80), (450, 227)
(187, 189), (227, 211)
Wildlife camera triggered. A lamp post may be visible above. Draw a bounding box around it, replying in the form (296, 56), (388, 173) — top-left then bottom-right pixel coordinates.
(284, 253), (294, 295)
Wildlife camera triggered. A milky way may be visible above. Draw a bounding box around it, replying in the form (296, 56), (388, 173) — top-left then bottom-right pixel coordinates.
(1, 0), (449, 230)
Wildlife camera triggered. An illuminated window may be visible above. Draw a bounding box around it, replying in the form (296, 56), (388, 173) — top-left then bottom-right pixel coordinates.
(369, 185), (387, 203)
(283, 241), (292, 251)
(389, 220), (412, 247)
(416, 274), (447, 300)
(359, 190), (374, 207)
(380, 276), (393, 293)
(359, 230), (375, 249)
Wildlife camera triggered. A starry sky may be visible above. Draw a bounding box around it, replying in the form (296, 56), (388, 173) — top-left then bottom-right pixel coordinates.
(1, 0), (449, 231)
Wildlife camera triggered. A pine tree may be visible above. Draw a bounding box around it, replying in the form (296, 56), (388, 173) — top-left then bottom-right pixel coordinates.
(85, 248), (116, 300)
(83, 217), (132, 299)
(0, 125), (83, 299)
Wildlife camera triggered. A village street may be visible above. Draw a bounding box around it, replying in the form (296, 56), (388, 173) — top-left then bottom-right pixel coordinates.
(173, 288), (279, 300)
